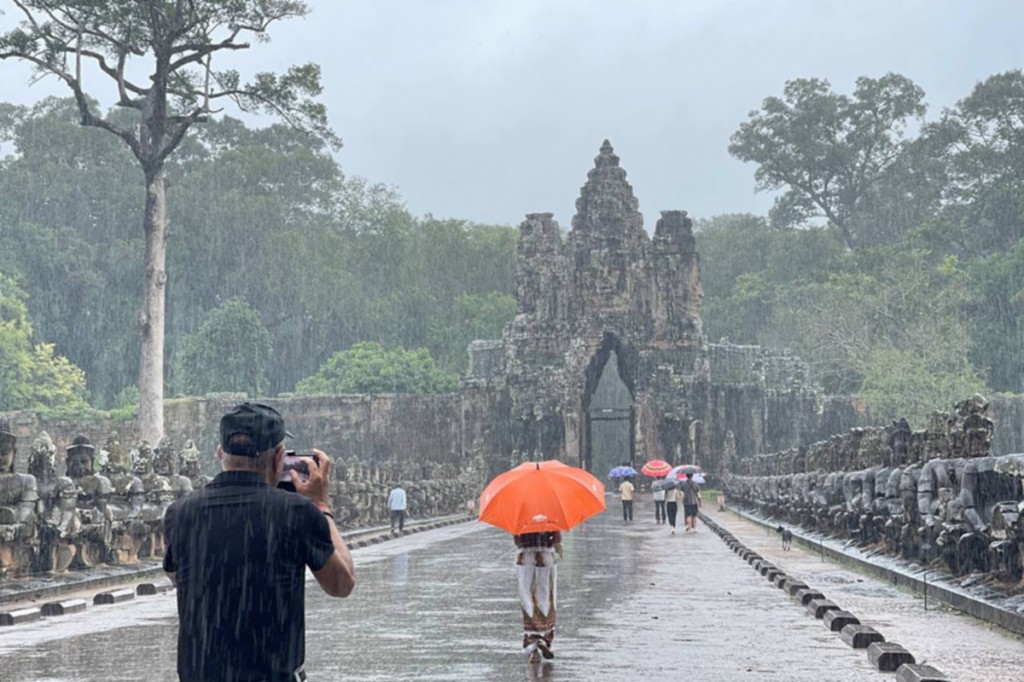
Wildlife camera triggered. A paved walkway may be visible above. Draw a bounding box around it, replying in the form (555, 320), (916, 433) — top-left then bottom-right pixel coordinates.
(2, 502), (1022, 680)
(709, 507), (1024, 682)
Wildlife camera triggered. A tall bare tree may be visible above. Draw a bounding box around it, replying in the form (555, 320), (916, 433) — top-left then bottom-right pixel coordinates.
(0, 0), (337, 443)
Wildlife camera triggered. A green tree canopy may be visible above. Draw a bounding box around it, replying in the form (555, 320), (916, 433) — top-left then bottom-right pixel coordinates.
(927, 69), (1024, 257)
(296, 342), (458, 396)
(0, 0), (334, 443)
(0, 274), (86, 411)
(729, 74), (929, 249)
(173, 298), (272, 397)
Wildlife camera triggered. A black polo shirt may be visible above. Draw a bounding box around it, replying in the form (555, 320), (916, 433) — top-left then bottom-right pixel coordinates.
(163, 470), (334, 682)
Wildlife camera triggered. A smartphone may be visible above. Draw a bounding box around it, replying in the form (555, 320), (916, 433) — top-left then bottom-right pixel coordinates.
(278, 451), (319, 491)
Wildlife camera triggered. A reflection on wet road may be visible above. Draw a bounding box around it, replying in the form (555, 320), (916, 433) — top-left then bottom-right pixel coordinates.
(0, 507), (911, 680)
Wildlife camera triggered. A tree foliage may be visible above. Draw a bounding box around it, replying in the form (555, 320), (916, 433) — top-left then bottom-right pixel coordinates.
(0, 0), (333, 442)
(0, 274), (86, 410)
(729, 74), (928, 249)
(0, 102), (517, 404)
(295, 342), (458, 396)
(173, 297), (272, 397)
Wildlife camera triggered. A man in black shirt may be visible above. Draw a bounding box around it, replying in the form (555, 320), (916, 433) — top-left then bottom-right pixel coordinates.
(163, 403), (355, 681)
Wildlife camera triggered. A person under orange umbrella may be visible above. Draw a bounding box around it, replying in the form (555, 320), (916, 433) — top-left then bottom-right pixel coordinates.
(479, 460), (605, 663)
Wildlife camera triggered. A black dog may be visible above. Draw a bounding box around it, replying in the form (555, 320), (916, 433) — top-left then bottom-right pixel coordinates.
(776, 525), (792, 551)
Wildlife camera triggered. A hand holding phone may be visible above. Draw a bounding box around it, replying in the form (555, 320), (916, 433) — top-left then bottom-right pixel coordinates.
(292, 449), (331, 509)
(281, 451), (319, 484)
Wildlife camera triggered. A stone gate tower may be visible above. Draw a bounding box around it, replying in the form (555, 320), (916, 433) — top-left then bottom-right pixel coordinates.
(465, 141), (824, 475)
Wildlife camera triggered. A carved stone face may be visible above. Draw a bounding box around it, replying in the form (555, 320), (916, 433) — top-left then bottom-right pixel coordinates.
(28, 432), (57, 481)
(153, 444), (176, 477)
(67, 444), (95, 479)
(133, 441), (155, 476)
(103, 434), (132, 475)
(0, 434), (15, 474)
(178, 440), (201, 477)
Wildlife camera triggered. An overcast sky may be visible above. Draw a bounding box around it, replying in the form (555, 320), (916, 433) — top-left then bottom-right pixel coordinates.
(2, 0), (1023, 229)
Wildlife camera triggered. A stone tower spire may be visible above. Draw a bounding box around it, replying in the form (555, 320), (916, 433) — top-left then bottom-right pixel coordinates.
(569, 140), (650, 328)
(571, 140), (647, 245)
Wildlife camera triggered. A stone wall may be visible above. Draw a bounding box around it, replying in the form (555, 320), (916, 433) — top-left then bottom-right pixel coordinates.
(723, 395), (1024, 587)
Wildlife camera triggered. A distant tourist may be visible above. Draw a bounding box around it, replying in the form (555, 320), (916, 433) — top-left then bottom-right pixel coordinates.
(388, 483), (407, 534)
(681, 472), (702, 533)
(652, 485), (666, 524)
(514, 531), (562, 662)
(163, 403), (355, 682)
(618, 477), (635, 522)
(667, 483), (681, 535)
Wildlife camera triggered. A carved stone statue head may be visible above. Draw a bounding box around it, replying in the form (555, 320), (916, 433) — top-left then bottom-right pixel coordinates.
(132, 440), (155, 476)
(153, 437), (177, 476)
(28, 431), (57, 482)
(102, 432), (132, 475)
(179, 439), (201, 479)
(0, 416), (16, 474)
(66, 433), (96, 479)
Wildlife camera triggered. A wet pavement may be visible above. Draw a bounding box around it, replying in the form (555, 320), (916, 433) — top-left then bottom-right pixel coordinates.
(715, 508), (1024, 682)
(2, 501), (1022, 680)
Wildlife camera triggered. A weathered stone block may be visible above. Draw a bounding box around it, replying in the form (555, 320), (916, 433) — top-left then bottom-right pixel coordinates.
(758, 563), (777, 576)
(867, 642), (915, 672)
(807, 598), (840, 619)
(94, 588), (135, 605)
(137, 581), (175, 596)
(823, 609), (860, 632)
(840, 624), (884, 649)
(41, 599), (87, 616)
(771, 572), (788, 587)
(795, 588), (825, 605)
(895, 663), (949, 682)
(0, 607), (42, 625)
(785, 580), (809, 596)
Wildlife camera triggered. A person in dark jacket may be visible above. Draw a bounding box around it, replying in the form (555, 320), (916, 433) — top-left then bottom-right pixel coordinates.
(163, 403), (355, 681)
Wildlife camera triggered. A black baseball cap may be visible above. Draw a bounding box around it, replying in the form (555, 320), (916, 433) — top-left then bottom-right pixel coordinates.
(220, 403), (292, 457)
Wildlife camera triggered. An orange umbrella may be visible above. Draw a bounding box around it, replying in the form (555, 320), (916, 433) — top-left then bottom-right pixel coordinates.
(641, 459), (672, 477)
(478, 460), (606, 535)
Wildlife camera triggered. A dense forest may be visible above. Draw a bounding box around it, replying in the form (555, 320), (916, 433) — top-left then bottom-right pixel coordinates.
(0, 98), (516, 410)
(703, 70), (1024, 422)
(1, 69), (1022, 424)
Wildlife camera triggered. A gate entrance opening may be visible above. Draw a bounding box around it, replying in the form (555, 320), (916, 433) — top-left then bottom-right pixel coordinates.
(585, 349), (635, 476)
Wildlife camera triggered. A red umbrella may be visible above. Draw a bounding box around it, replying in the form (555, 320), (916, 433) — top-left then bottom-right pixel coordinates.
(641, 459), (672, 477)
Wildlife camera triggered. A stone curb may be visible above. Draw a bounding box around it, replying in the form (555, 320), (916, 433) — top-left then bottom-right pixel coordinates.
(699, 512), (950, 681)
(93, 588), (135, 605)
(726, 504), (1024, 638)
(0, 606), (41, 626)
(41, 598), (88, 617)
(840, 624), (884, 649)
(867, 642), (916, 672)
(0, 514), (478, 629)
(895, 663), (950, 681)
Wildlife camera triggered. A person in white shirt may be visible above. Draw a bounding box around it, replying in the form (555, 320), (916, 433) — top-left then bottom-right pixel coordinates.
(652, 486), (666, 524)
(387, 484), (407, 534)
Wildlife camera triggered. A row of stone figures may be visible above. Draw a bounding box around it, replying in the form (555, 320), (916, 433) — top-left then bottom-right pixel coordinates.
(0, 416), (487, 578)
(732, 394), (996, 478)
(723, 396), (1024, 584)
(0, 418), (207, 577)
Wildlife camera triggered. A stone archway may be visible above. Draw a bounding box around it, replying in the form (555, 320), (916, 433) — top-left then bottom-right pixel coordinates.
(581, 333), (637, 474)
